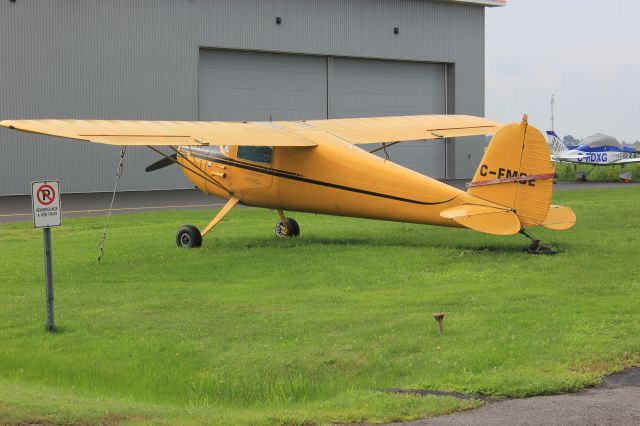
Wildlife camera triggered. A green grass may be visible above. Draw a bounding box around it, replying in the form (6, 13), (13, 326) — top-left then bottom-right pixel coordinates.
(555, 162), (640, 180)
(0, 187), (639, 425)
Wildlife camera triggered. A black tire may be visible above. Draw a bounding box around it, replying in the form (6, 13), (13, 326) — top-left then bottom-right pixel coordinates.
(176, 225), (202, 248)
(275, 217), (300, 237)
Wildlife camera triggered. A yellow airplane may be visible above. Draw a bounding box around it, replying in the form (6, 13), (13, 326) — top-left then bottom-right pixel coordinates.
(0, 114), (575, 252)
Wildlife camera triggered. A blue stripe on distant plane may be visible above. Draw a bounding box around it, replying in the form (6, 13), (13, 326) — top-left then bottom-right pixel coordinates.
(573, 145), (640, 153)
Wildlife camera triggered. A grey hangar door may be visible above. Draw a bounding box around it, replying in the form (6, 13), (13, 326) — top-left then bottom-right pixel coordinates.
(198, 50), (447, 178)
(198, 49), (327, 121)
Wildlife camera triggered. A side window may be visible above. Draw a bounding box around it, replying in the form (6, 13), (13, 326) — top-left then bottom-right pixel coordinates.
(237, 146), (273, 164)
(204, 145), (222, 155)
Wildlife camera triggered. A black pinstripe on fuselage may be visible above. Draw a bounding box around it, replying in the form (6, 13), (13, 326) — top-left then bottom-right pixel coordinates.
(186, 149), (457, 206)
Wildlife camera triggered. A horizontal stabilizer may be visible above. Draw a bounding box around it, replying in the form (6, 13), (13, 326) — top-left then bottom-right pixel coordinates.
(541, 205), (576, 230)
(440, 204), (521, 235)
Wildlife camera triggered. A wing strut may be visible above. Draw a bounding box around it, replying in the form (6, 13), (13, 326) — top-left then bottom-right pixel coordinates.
(97, 146), (127, 263)
(369, 141), (400, 154)
(201, 197), (239, 237)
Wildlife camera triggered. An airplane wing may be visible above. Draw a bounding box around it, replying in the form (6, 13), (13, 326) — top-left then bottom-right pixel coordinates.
(0, 119), (318, 147)
(288, 114), (500, 144)
(0, 114), (500, 147)
(612, 157), (640, 164)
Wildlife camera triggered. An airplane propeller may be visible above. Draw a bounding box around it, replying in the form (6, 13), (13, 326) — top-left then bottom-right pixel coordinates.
(145, 153), (178, 172)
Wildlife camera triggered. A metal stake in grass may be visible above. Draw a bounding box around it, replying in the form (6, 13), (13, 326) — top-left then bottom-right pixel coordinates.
(433, 312), (445, 335)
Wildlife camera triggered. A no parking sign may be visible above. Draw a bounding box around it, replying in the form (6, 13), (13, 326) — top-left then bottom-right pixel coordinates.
(32, 180), (61, 228)
(31, 180), (61, 332)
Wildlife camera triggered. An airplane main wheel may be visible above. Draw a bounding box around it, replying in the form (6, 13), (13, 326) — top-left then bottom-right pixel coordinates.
(275, 217), (300, 237)
(176, 225), (202, 248)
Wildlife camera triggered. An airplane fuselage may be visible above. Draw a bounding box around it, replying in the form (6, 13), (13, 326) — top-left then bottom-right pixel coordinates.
(555, 147), (639, 165)
(177, 135), (480, 229)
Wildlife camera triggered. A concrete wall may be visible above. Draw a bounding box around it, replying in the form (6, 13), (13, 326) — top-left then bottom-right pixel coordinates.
(0, 0), (486, 195)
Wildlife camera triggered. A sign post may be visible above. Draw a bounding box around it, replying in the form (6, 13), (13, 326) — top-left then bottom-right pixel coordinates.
(31, 180), (61, 332)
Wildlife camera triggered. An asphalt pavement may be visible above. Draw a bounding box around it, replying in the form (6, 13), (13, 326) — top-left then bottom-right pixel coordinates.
(388, 368), (640, 426)
(0, 189), (228, 223)
(1, 180), (637, 223)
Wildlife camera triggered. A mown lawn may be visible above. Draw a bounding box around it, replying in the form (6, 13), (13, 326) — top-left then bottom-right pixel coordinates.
(0, 187), (638, 425)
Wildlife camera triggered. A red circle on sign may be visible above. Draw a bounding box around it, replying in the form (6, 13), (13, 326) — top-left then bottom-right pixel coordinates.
(37, 184), (56, 206)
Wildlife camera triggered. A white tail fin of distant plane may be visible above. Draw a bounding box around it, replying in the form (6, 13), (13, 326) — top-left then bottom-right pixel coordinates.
(546, 130), (569, 155)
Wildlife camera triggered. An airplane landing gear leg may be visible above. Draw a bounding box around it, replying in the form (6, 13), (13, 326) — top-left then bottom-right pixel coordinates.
(576, 165), (596, 182)
(176, 196), (239, 248)
(275, 210), (300, 237)
(519, 228), (558, 255)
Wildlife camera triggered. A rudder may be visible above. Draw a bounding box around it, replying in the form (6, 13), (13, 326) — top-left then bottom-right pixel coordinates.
(467, 118), (555, 227)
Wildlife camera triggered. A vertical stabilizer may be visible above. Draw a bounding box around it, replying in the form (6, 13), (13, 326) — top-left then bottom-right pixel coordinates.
(546, 130), (569, 156)
(468, 119), (554, 227)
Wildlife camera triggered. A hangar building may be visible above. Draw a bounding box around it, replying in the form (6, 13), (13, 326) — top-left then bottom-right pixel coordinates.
(0, 0), (504, 196)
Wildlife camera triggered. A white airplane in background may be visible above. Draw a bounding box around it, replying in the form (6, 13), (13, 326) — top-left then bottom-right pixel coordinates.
(547, 131), (640, 166)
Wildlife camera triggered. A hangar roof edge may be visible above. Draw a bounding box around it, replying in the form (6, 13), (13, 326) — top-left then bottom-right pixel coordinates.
(439, 0), (506, 7)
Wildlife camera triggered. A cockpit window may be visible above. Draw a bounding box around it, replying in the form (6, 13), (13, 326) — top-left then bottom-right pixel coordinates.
(237, 146), (273, 164)
(204, 145), (222, 155)
(180, 145), (221, 156)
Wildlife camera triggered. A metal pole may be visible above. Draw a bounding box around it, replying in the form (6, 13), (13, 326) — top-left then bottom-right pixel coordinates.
(43, 227), (56, 332)
(550, 94), (555, 132)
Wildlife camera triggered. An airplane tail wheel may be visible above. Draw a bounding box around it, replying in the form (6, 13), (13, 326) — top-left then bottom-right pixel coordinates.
(176, 225), (202, 248)
(275, 217), (300, 237)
